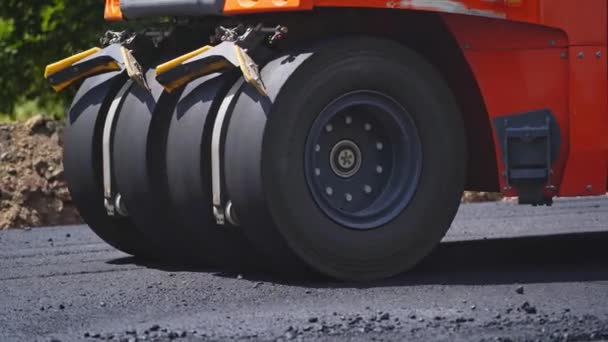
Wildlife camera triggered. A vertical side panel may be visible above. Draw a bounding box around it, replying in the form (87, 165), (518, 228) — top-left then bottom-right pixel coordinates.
(559, 46), (608, 195)
(539, 0), (608, 195)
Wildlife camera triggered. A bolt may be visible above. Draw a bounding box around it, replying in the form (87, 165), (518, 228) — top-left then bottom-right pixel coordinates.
(549, 40), (556, 47)
(345, 116), (352, 125)
(578, 52), (584, 59)
(326, 187), (334, 196)
(376, 165), (384, 174)
(325, 124), (333, 133)
(586, 184), (593, 192)
(560, 52), (568, 59)
(364, 123), (372, 131)
(364, 185), (372, 194)
(345, 193), (353, 202)
(596, 51), (602, 58)
(463, 43), (471, 50)
(376, 142), (384, 151)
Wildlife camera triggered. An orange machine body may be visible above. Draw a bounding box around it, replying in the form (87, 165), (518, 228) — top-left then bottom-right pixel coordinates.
(109, 0), (608, 197)
(224, 0), (608, 197)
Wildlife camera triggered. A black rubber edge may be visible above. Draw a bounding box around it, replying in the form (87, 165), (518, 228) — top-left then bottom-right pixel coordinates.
(64, 72), (154, 257)
(223, 51), (317, 274)
(111, 69), (196, 261)
(165, 71), (264, 268)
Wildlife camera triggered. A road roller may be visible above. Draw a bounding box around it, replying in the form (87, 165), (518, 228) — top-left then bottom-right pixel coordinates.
(45, 0), (608, 280)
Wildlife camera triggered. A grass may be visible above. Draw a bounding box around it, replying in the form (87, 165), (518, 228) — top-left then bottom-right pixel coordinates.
(0, 98), (65, 123)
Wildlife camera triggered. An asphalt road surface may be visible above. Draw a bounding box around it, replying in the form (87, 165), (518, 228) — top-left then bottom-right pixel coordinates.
(1, 197), (608, 342)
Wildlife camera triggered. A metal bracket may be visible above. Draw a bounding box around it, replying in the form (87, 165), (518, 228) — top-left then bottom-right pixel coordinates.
(103, 81), (132, 216)
(211, 79), (245, 226)
(499, 111), (557, 206)
(214, 24), (288, 49)
(503, 115), (552, 189)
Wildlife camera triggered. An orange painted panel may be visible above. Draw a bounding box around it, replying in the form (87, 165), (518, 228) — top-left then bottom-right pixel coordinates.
(463, 49), (570, 196)
(539, 0), (607, 45)
(444, 15), (570, 197)
(224, 0), (540, 23)
(314, 0), (539, 22)
(442, 14), (567, 51)
(222, 1), (607, 51)
(224, 0), (313, 13)
(104, 0), (123, 21)
(559, 46), (608, 196)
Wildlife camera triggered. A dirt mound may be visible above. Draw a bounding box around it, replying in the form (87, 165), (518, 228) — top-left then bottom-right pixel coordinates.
(0, 115), (82, 229)
(462, 191), (504, 203)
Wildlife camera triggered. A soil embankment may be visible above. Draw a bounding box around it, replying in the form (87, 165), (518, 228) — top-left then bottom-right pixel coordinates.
(0, 116), (81, 229)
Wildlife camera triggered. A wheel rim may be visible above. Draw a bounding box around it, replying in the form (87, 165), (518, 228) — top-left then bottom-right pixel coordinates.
(304, 90), (422, 230)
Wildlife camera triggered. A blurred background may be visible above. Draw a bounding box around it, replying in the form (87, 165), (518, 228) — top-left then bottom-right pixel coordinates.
(0, 1), (122, 122)
(0, 1), (122, 229)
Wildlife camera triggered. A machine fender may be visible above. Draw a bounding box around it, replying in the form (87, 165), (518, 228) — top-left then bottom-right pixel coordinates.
(45, 44), (125, 92)
(156, 42), (240, 93)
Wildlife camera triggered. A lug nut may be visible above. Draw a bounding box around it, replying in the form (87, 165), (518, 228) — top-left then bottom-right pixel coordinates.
(315, 144), (321, 152)
(376, 165), (383, 174)
(345, 193), (353, 202)
(325, 124), (333, 132)
(345, 116), (352, 125)
(364, 185), (372, 194)
(376, 142), (384, 151)
(315, 168), (321, 176)
(364, 123), (372, 131)
(326, 187), (334, 196)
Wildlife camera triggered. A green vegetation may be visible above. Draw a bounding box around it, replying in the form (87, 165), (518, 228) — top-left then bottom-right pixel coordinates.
(0, 1), (122, 121)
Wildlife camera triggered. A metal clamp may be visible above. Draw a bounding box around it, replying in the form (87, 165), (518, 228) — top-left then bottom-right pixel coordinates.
(103, 81), (132, 216)
(211, 79), (245, 225)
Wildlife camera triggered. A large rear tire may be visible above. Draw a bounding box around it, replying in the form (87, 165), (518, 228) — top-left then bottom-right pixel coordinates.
(64, 72), (152, 256)
(225, 37), (466, 280)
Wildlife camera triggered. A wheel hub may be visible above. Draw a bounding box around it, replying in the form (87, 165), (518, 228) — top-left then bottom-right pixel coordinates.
(330, 140), (362, 178)
(304, 90), (423, 230)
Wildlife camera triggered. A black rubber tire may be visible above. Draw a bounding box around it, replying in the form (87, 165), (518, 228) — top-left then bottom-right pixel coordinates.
(63, 72), (152, 257)
(164, 73), (262, 268)
(224, 53), (315, 274)
(224, 37), (466, 281)
(111, 69), (199, 262)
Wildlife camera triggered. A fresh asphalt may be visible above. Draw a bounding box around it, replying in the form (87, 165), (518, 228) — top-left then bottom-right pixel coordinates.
(1, 197), (607, 341)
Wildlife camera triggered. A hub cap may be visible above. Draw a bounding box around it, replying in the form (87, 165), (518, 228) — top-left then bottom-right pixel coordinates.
(304, 91), (422, 230)
(330, 140), (362, 178)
